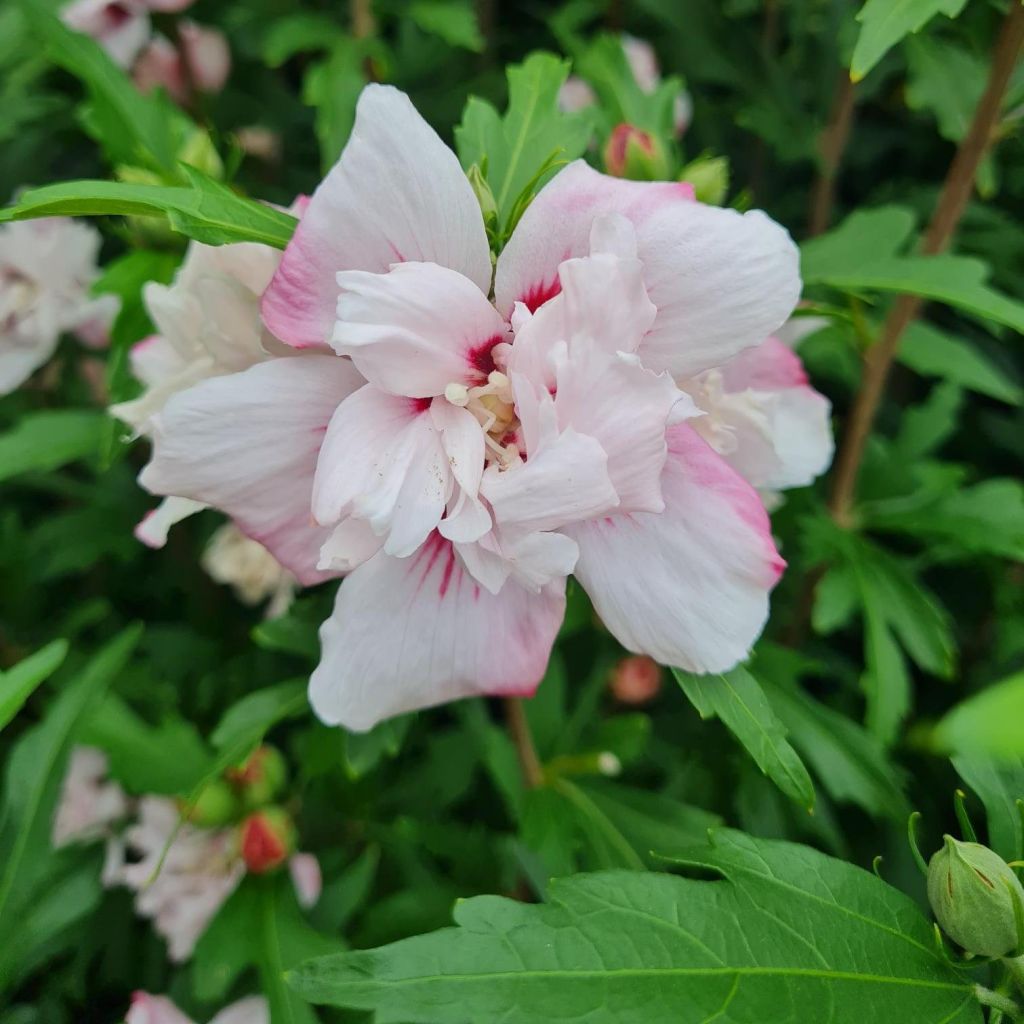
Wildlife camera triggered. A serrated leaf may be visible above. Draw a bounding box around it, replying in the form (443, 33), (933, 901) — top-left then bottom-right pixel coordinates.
(0, 176), (297, 249)
(0, 411), (105, 484)
(673, 666), (815, 811)
(291, 829), (980, 1024)
(0, 640), (68, 733)
(851, 0), (969, 81)
(455, 52), (591, 237)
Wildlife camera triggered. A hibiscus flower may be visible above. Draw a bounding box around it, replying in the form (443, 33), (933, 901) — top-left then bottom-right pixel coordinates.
(137, 84), (802, 730)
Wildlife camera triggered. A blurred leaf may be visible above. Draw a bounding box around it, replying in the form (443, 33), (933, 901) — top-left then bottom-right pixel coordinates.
(343, 715), (413, 778)
(953, 755), (1024, 862)
(262, 14), (343, 67)
(898, 321), (1021, 406)
(311, 846), (379, 934)
(303, 38), (367, 171)
(673, 666), (815, 811)
(409, 0), (483, 52)
(291, 830), (981, 1023)
(210, 679), (308, 752)
(893, 382), (963, 461)
(0, 626), (141, 983)
(456, 52), (591, 237)
(851, 0), (969, 81)
(0, 174), (298, 249)
(0, 411), (105, 484)
(0, 640), (68, 733)
(934, 671), (1024, 757)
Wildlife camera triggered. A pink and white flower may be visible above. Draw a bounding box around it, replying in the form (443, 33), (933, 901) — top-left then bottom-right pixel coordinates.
(133, 23), (231, 102)
(53, 746), (129, 849)
(138, 84), (800, 731)
(0, 217), (118, 395)
(201, 523), (297, 617)
(126, 992), (268, 1024)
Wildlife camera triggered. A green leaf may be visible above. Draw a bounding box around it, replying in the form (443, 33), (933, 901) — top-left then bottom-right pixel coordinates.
(409, 0), (483, 52)
(801, 206), (1024, 333)
(0, 626), (142, 982)
(894, 382), (963, 461)
(290, 829), (981, 1023)
(0, 641), (68, 733)
(851, 0), (969, 81)
(210, 679), (308, 752)
(673, 667), (815, 811)
(303, 39), (367, 171)
(0, 175), (297, 249)
(898, 322), (1022, 406)
(262, 14), (343, 66)
(0, 411), (105, 484)
(953, 755), (1024, 862)
(456, 52), (591, 238)
(935, 672), (1024, 757)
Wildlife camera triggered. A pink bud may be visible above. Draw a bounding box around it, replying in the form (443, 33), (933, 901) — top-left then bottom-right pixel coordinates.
(144, 0), (196, 10)
(133, 36), (187, 103)
(610, 655), (662, 705)
(179, 21), (231, 94)
(288, 853), (323, 909)
(239, 808), (295, 874)
(126, 992), (193, 1024)
(603, 123), (664, 180)
(61, 0), (150, 69)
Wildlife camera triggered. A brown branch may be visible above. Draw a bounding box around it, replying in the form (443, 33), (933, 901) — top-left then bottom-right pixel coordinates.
(350, 0), (376, 39)
(828, 1), (1024, 526)
(807, 70), (857, 236)
(504, 697), (543, 789)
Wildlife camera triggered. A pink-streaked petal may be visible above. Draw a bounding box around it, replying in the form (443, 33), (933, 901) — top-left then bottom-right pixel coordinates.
(312, 386), (449, 556)
(125, 993), (194, 1024)
(309, 536), (565, 730)
(140, 356), (363, 585)
(134, 496), (207, 548)
(333, 263), (508, 397)
(567, 423), (785, 672)
(288, 853), (322, 910)
(262, 85), (491, 350)
(480, 425), (618, 535)
(496, 160), (799, 377)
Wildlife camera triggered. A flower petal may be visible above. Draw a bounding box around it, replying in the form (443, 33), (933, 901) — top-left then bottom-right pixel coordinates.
(312, 386), (449, 557)
(262, 85), (491, 350)
(567, 423), (785, 672)
(134, 496), (207, 549)
(125, 993), (194, 1024)
(496, 160), (800, 376)
(309, 536), (565, 730)
(140, 356), (363, 585)
(333, 262), (508, 397)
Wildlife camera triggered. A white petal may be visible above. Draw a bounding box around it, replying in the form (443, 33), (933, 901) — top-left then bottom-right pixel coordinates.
(134, 496), (207, 549)
(318, 516), (384, 573)
(567, 424), (785, 672)
(262, 85), (491, 349)
(309, 538), (565, 730)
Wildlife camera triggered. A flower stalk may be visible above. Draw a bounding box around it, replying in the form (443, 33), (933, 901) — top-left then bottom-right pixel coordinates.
(504, 697), (544, 790)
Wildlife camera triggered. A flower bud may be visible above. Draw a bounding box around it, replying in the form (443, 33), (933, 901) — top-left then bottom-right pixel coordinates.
(610, 655), (662, 705)
(679, 154), (730, 206)
(927, 835), (1024, 957)
(466, 164), (498, 236)
(229, 745), (288, 808)
(603, 124), (671, 181)
(183, 778), (239, 827)
(239, 807), (296, 874)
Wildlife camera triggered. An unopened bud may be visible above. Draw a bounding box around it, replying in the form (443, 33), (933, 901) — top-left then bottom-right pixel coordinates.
(610, 655), (662, 705)
(603, 124), (671, 181)
(229, 745), (287, 808)
(239, 807), (296, 874)
(927, 835), (1024, 957)
(679, 154), (730, 206)
(183, 778), (239, 827)
(466, 164), (498, 234)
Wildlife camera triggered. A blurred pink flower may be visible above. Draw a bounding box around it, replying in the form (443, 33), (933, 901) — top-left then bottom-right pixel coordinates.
(126, 993), (268, 1024)
(134, 24), (231, 101)
(61, 0), (151, 68)
(52, 747), (128, 847)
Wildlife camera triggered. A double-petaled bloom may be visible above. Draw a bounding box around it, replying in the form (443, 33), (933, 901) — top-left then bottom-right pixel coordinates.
(136, 85), (830, 731)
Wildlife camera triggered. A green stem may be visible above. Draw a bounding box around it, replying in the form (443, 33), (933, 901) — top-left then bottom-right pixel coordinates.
(1004, 955), (1024, 998)
(976, 984), (1022, 1020)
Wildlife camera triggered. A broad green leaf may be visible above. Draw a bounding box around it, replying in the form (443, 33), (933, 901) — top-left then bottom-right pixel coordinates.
(262, 13), (343, 66)
(673, 666), (815, 811)
(0, 411), (105, 483)
(898, 321), (1021, 406)
(894, 382), (963, 461)
(409, 0), (483, 52)
(935, 672), (1024, 757)
(953, 755), (1024, 862)
(291, 829), (981, 1023)
(758, 670), (910, 819)
(456, 53), (591, 237)
(344, 715), (413, 778)
(0, 626), (142, 981)
(0, 175), (297, 249)
(859, 579), (911, 745)
(311, 846), (380, 934)
(851, 0), (969, 81)
(0, 640), (68, 732)
(210, 679), (308, 752)
(800, 206), (916, 277)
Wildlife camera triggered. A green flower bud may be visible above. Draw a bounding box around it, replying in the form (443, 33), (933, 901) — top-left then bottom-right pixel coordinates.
(184, 778), (240, 828)
(603, 124), (672, 182)
(466, 163), (498, 235)
(927, 835), (1024, 957)
(178, 128), (225, 181)
(229, 744), (288, 809)
(679, 154), (730, 206)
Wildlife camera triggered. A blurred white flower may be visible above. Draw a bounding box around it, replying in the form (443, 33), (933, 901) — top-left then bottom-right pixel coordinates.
(61, 0), (151, 68)
(126, 992), (268, 1024)
(53, 747), (129, 847)
(201, 523), (297, 618)
(0, 217), (118, 395)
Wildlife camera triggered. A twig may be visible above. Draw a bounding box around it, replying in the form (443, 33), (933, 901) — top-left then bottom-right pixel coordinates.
(807, 70), (857, 236)
(504, 697), (543, 789)
(828, 1), (1024, 526)
(349, 0), (375, 38)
